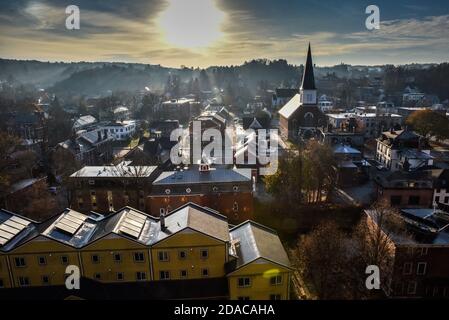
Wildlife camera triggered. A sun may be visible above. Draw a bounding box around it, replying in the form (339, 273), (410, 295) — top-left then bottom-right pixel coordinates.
(157, 0), (226, 49)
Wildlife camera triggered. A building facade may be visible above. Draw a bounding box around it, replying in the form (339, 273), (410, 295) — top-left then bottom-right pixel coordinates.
(0, 203), (292, 300)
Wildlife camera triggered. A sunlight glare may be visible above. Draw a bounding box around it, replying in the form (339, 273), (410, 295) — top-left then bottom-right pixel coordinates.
(158, 0), (225, 49)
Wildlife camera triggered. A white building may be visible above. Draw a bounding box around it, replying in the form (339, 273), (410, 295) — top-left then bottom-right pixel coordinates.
(101, 120), (137, 141)
(318, 95), (334, 113)
(376, 129), (433, 171)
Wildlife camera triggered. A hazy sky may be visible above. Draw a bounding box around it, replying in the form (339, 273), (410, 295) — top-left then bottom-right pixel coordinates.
(1, 0), (449, 67)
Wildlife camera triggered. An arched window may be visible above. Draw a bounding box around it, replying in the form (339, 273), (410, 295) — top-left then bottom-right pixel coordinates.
(303, 112), (314, 127)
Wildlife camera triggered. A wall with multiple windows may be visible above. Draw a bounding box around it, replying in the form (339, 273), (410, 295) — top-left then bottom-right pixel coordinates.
(151, 230), (227, 281)
(227, 259), (291, 300)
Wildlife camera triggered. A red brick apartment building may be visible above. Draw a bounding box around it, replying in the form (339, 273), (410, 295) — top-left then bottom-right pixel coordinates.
(149, 164), (254, 224)
(365, 208), (449, 298)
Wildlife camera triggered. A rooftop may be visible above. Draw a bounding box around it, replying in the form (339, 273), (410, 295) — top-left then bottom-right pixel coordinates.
(229, 221), (291, 270)
(70, 162), (158, 178)
(153, 166), (252, 186)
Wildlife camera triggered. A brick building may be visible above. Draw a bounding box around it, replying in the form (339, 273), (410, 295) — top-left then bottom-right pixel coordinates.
(365, 208), (449, 298)
(69, 162), (160, 213)
(149, 164), (254, 224)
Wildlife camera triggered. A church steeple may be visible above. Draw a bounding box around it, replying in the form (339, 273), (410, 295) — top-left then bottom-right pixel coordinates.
(299, 43), (317, 105)
(301, 43), (316, 90)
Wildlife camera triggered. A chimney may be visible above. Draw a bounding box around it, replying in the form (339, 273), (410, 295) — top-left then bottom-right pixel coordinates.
(160, 212), (166, 231)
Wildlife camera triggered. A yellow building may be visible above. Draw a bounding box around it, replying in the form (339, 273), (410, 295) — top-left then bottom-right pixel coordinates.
(0, 203), (292, 299)
(227, 222), (292, 300)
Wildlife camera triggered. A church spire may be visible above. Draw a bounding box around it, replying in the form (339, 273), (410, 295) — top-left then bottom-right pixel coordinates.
(301, 43), (316, 90)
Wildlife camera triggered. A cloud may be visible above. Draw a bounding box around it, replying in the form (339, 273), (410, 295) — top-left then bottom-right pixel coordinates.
(0, 0), (448, 67)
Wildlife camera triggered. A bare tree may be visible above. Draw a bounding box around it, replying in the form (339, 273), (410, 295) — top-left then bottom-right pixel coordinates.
(352, 202), (410, 295)
(296, 220), (349, 299)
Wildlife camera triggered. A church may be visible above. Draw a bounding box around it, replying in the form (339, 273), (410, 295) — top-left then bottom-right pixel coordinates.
(279, 44), (325, 142)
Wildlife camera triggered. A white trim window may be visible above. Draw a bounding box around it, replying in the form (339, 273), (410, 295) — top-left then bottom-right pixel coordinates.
(403, 262), (413, 275)
(417, 262), (427, 276)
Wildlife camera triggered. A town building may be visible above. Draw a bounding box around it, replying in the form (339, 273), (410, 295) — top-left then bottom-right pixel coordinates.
(101, 120), (137, 141)
(157, 98), (201, 124)
(376, 129), (432, 172)
(149, 165), (254, 224)
(57, 129), (113, 166)
(333, 144), (370, 186)
(374, 169), (446, 208)
(318, 94), (334, 113)
(278, 44), (326, 142)
(69, 162), (160, 213)
(0, 203), (292, 300)
(326, 112), (403, 139)
(72, 115), (97, 132)
(364, 208), (449, 298)
(272, 88), (298, 109)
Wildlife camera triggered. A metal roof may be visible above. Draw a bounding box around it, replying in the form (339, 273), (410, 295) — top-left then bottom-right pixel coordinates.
(229, 221), (291, 270)
(153, 167), (252, 185)
(278, 93), (301, 119)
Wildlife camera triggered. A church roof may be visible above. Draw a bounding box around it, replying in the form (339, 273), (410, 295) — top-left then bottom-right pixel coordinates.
(301, 43), (316, 91)
(249, 117), (263, 130)
(278, 94), (301, 119)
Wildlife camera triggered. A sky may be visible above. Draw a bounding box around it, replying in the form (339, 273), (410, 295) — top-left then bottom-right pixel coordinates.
(0, 0), (449, 68)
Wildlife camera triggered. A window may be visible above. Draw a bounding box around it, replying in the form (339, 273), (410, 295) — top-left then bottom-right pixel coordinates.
(403, 262), (413, 275)
(94, 273), (101, 280)
(160, 271), (170, 280)
(14, 257), (26, 267)
(134, 252), (145, 262)
(238, 277), (251, 288)
(417, 262), (427, 275)
(117, 272), (124, 281)
(408, 196), (420, 206)
(445, 196), (449, 204)
(38, 256), (46, 265)
(435, 196), (440, 203)
(61, 256), (69, 265)
(407, 281), (417, 295)
(91, 254), (100, 264)
(18, 276), (30, 287)
(270, 275), (283, 286)
(159, 208), (166, 215)
(158, 251), (169, 262)
(201, 268), (209, 277)
(179, 250), (187, 260)
(233, 202), (239, 212)
(42, 275), (50, 285)
(200, 249), (209, 259)
(390, 195), (402, 206)
(180, 270), (188, 278)
(238, 296), (250, 301)
(136, 272), (147, 281)
(113, 253), (122, 263)
(420, 247), (428, 256)
(270, 294), (282, 300)
(88, 179), (95, 185)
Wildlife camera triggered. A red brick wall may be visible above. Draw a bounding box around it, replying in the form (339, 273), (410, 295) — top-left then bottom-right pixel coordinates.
(148, 192), (254, 224)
